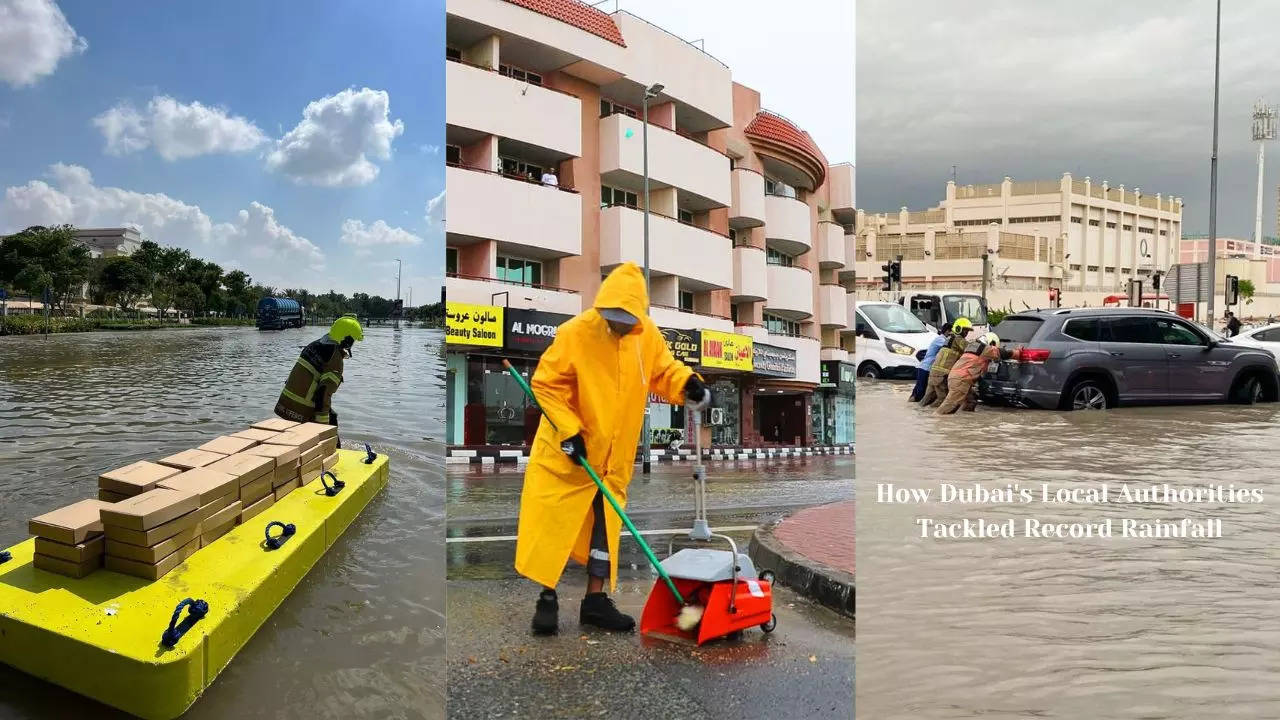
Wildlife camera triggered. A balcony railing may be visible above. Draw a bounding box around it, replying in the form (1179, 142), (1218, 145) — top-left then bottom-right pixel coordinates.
(601, 202), (731, 239)
(600, 107), (728, 157)
(446, 271), (580, 294)
(445, 55), (580, 99)
(447, 161), (579, 194)
(650, 302), (730, 320)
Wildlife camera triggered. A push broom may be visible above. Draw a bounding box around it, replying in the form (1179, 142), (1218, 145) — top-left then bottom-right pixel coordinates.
(501, 360), (704, 631)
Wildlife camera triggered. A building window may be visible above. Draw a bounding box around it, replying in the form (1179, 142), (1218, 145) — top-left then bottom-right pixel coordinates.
(500, 157), (543, 180)
(446, 247), (458, 275)
(766, 248), (795, 267)
(445, 145), (461, 165)
(1088, 218), (1100, 226)
(498, 63), (542, 86)
(1008, 215), (1059, 223)
(1159, 229), (1168, 236)
(954, 217), (1001, 227)
(1123, 224), (1133, 231)
(679, 290), (695, 312)
(731, 304), (739, 324)
(764, 313), (801, 337)
(601, 185), (638, 209)
(1106, 221), (1117, 229)
(1070, 216), (1082, 224)
(1138, 226), (1154, 234)
(497, 256), (542, 286)
(600, 99), (638, 119)
(446, 47), (462, 61)
(764, 177), (797, 199)
(678, 209), (693, 225)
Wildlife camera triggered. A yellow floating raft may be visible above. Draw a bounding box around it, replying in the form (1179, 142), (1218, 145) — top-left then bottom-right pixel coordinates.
(0, 448), (389, 719)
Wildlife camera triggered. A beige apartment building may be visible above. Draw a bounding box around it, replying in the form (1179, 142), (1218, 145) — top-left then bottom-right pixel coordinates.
(850, 174), (1183, 309)
(443, 0), (854, 453)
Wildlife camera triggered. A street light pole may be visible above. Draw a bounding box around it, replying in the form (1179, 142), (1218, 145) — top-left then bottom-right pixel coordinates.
(641, 82), (663, 476)
(1207, 0), (1221, 329)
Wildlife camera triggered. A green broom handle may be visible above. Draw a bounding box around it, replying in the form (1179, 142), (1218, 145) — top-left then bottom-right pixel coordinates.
(502, 360), (686, 606)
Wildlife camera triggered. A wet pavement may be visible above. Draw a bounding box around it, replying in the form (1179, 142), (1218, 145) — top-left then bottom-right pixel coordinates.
(0, 326), (445, 719)
(857, 379), (1280, 719)
(446, 458), (855, 718)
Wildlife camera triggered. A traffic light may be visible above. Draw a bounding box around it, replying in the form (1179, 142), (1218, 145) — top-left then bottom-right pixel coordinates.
(1225, 274), (1239, 306)
(889, 261), (902, 285)
(1151, 271), (1162, 292)
(881, 263), (892, 292)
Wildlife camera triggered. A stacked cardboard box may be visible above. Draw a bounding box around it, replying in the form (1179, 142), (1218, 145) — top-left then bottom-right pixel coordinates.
(157, 468), (242, 548)
(97, 461), (180, 503)
(205, 452), (275, 527)
(158, 448), (226, 471)
(230, 427), (280, 444)
(252, 417), (299, 432)
(261, 426), (331, 500)
(242, 441), (301, 506)
(102, 488), (200, 580)
(198, 435), (260, 456)
(29, 499), (112, 578)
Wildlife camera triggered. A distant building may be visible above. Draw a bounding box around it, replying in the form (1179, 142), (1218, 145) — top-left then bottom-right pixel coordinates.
(74, 227), (143, 258)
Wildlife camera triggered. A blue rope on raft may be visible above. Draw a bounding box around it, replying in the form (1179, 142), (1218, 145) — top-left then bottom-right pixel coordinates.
(263, 521), (296, 550)
(160, 598), (208, 648)
(0, 550), (11, 564)
(320, 470), (345, 496)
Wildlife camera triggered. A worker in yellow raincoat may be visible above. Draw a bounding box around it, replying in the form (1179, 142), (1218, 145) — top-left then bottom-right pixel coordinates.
(516, 262), (710, 635)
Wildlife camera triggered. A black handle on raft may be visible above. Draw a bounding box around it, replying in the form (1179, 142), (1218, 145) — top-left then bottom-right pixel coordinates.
(160, 598), (208, 648)
(0, 550), (10, 564)
(320, 470), (345, 496)
(264, 521), (296, 550)
(362, 443), (377, 464)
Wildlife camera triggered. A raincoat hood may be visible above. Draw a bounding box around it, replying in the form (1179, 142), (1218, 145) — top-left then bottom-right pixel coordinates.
(593, 263), (649, 330)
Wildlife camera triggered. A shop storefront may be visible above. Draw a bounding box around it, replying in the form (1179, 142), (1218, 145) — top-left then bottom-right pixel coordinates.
(445, 302), (572, 447)
(697, 329), (753, 447)
(750, 343), (807, 446)
(815, 360), (856, 446)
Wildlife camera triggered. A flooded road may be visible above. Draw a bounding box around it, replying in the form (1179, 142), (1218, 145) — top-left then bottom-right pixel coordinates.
(446, 458), (855, 718)
(856, 380), (1280, 719)
(0, 326), (444, 719)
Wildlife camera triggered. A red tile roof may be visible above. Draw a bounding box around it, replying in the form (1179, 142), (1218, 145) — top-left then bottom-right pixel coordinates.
(744, 110), (829, 187)
(502, 0), (626, 47)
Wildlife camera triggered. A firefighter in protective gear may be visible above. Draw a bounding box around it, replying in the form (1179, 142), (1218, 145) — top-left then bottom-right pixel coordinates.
(919, 317), (973, 407)
(274, 314), (363, 429)
(518, 262), (704, 636)
(936, 332), (1021, 414)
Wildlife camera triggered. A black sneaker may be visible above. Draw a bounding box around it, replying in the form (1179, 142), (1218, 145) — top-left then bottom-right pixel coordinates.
(531, 589), (558, 635)
(580, 592), (635, 632)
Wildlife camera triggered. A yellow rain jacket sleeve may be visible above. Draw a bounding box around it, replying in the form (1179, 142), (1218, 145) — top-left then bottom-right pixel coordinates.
(514, 262), (694, 592)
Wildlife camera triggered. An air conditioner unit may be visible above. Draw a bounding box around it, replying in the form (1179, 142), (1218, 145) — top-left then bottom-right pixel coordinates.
(710, 408), (726, 426)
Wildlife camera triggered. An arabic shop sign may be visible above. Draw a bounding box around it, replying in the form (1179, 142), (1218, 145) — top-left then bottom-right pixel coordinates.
(660, 327), (701, 365)
(753, 343), (796, 378)
(504, 309), (571, 353)
(700, 330), (753, 371)
(445, 302), (503, 347)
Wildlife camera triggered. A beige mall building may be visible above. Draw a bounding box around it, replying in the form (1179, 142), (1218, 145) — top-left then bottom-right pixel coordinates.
(443, 0), (855, 454)
(851, 174), (1183, 309)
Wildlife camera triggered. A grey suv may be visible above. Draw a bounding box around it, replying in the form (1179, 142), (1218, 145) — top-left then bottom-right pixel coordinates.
(978, 308), (1280, 410)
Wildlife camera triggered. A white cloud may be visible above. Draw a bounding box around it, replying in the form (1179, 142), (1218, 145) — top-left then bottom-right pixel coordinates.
(340, 218), (423, 256)
(92, 96), (267, 160)
(0, 164), (324, 283)
(0, 0), (86, 88)
(265, 87), (405, 186)
(420, 144), (440, 155)
(425, 189), (445, 225)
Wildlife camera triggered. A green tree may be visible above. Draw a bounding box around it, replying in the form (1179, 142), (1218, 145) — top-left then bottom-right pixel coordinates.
(0, 225), (91, 313)
(223, 270), (250, 317)
(173, 282), (205, 317)
(149, 246), (191, 319)
(1239, 278), (1256, 305)
(100, 256), (150, 311)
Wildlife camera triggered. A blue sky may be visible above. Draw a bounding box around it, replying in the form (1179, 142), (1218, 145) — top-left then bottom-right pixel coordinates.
(0, 0), (445, 300)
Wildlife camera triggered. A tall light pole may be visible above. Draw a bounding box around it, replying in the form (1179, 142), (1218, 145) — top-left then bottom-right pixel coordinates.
(641, 81), (663, 476)
(394, 258), (402, 330)
(1207, 0), (1221, 329)
(1252, 101), (1276, 257)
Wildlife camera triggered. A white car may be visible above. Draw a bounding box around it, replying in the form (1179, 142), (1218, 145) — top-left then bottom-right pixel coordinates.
(853, 301), (939, 379)
(1229, 323), (1280, 367)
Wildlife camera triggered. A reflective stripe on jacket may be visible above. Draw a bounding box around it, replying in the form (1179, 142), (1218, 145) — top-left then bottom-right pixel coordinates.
(928, 335), (968, 377)
(274, 336), (344, 423)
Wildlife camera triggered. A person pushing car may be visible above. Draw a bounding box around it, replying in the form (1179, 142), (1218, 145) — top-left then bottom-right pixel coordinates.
(919, 317), (972, 407)
(515, 262), (710, 635)
(936, 332), (1021, 414)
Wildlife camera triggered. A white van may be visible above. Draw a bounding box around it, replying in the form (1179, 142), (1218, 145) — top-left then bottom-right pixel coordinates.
(897, 290), (990, 338)
(853, 301), (939, 379)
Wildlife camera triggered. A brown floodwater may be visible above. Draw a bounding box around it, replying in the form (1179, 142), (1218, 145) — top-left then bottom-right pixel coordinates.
(856, 379), (1280, 719)
(0, 326), (444, 719)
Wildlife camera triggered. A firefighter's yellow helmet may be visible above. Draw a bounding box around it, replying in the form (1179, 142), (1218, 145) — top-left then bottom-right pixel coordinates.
(329, 314), (363, 344)
(951, 317), (973, 334)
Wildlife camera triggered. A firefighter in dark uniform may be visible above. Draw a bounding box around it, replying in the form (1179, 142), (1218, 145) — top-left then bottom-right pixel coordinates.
(275, 315), (363, 437)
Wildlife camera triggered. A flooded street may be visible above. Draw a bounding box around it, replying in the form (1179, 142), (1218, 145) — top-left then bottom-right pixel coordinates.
(446, 458), (855, 718)
(856, 380), (1280, 719)
(0, 326), (445, 719)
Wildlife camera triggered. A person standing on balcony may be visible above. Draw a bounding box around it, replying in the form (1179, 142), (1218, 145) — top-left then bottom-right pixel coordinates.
(541, 168), (559, 187)
(516, 262), (710, 635)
